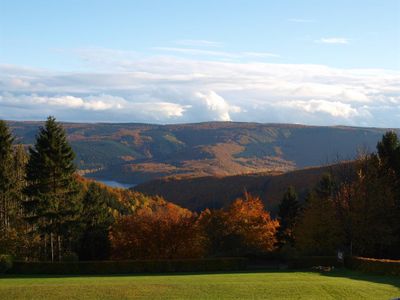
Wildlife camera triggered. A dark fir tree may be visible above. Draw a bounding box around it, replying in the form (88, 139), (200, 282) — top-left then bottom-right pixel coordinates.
(12, 145), (28, 211)
(295, 175), (344, 255)
(0, 120), (15, 244)
(9, 145), (28, 229)
(78, 183), (122, 260)
(315, 173), (335, 200)
(1, 144), (31, 258)
(24, 116), (81, 261)
(277, 186), (299, 248)
(375, 132), (400, 257)
(377, 131), (400, 177)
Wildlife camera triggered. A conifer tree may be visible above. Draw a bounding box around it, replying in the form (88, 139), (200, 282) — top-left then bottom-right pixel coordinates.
(0, 120), (15, 246)
(315, 173), (335, 200)
(376, 132), (400, 206)
(78, 183), (117, 260)
(350, 156), (397, 258)
(295, 191), (343, 255)
(24, 116), (81, 261)
(9, 145), (27, 226)
(295, 175), (343, 255)
(11, 145), (28, 220)
(377, 131), (400, 176)
(277, 186), (299, 248)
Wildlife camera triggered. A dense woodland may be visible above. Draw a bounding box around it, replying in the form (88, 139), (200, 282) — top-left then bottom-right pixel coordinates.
(1, 117), (400, 262)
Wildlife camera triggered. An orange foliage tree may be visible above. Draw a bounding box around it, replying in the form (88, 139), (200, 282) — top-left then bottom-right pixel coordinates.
(110, 202), (206, 259)
(200, 193), (279, 256)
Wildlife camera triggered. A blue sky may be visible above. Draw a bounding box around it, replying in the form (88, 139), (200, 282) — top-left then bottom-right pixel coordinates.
(0, 0), (399, 126)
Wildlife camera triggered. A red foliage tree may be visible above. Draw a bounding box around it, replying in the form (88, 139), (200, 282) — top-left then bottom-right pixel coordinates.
(200, 192), (278, 255)
(110, 203), (206, 259)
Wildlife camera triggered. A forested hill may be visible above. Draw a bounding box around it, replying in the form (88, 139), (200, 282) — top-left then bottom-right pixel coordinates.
(134, 162), (355, 214)
(8, 121), (399, 184)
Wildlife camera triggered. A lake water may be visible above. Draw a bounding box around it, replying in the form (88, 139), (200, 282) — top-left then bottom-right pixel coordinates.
(93, 179), (136, 189)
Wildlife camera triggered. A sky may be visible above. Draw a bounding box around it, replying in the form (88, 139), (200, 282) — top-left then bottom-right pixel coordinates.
(0, 0), (400, 127)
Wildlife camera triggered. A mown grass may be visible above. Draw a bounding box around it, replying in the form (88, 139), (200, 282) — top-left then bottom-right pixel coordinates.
(0, 269), (399, 299)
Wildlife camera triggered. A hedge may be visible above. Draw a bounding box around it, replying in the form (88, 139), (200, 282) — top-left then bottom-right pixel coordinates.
(8, 257), (248, 275)
(0, 255), (13, 274)
(288, 256), (343, 269)
(345, 256), (400, 276)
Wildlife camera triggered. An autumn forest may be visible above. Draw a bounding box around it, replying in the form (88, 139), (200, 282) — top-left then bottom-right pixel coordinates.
(1, 116), (400, 265)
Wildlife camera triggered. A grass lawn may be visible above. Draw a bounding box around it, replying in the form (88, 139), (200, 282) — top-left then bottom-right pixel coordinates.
(0, 269), (399, 300)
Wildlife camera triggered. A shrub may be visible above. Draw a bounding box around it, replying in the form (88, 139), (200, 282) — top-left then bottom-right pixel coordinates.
(346, 256), (400, 276)
(279, 244), (299, 261)
(62, 252), (79, 262)
(288, 256), (342, 269)
(0, 255), (13, 274)
(8, 257), (248, 275)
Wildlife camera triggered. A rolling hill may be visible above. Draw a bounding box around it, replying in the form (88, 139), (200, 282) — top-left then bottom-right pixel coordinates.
(7, 121), (397, 185)
(134, 162), (356, 214)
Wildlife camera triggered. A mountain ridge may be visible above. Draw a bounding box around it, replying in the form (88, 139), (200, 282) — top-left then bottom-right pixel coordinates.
(7, 120), (398, 184)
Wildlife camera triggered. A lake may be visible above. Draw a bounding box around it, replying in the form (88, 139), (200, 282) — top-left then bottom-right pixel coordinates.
(92, 179), (136, 189)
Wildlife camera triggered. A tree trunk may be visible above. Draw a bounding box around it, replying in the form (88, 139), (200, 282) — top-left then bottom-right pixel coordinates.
(350, 240), (353, 256)
(44, 234), (47, 261)
(50, 233), (54, 262)
(58, 235), (62, 261)
(0, 195), (4, 232)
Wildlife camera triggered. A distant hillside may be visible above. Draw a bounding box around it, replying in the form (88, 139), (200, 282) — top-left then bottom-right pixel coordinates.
(8, 121), (397, 184)
(134, 162), (356, 214)
(77, 175), (186, 214)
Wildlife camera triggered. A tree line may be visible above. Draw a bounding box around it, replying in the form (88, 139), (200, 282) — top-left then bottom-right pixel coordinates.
(0, 117), (279, 261)
(0, 117), (161, 261)
(277, 131), (400, 259)
(1, 116), (400, 261)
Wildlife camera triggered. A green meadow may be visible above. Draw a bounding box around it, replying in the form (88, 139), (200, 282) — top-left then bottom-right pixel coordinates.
(1, 270), (399, 300)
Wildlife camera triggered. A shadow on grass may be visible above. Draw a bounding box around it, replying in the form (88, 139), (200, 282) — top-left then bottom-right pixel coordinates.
(318, 268), (400, 289)
(0, 269), (282, 279)
(1, 268), (400, 290)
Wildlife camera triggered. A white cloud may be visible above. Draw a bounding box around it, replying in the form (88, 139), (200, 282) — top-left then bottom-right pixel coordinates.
(1, 54), (399, 126)
(317, 37), (350, 44)
(283, 99), (359, 118)
(0, 92), (188, 122)
(0, 94), (125, 111)
(130, 102), (188, 119)
(195, 91), (241, 121)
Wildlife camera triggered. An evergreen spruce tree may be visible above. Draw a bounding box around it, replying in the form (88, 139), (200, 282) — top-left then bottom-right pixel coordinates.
(10, 145), (28, 220)
(295, 190), (343, 255)
(375, 132), (400, 257)
(315, 173), (335, 200)
(0, 120), (15, 244)
(376, 132), (400, 205)
(24, 116), (81, 261)
(277, 186), (299, 248)
(12, 145), (28, 201)
(295, 175), (344, 255)
(78, 183), (118, 260)
(377, 131), (400, 176)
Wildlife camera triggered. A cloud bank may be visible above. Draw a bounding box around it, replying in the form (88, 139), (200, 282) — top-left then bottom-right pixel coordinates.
(0, 52), (399, 127)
